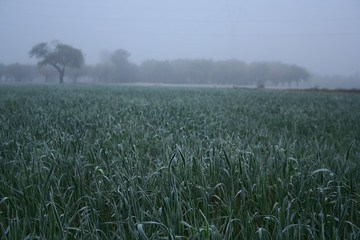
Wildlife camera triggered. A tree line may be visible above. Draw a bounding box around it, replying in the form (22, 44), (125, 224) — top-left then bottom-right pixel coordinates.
(0, 41), (311, 87)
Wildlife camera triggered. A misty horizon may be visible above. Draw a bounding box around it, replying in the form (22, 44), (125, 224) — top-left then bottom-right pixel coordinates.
(1, 0), (359, 76)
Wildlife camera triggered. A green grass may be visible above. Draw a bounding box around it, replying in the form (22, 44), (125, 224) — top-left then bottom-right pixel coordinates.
(0, 84), (359, 239)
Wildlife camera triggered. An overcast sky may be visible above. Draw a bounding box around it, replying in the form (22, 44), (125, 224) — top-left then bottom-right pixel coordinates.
(0, 0), (359, 75)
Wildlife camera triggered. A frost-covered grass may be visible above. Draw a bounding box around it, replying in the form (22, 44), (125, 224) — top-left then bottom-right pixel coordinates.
(0, 84), (359, 239)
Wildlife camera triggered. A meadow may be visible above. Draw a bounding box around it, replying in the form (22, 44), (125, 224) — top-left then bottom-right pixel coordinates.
(0, 84), (359, 239)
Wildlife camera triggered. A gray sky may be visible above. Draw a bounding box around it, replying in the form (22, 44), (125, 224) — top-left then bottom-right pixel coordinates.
(0, 0), (359, 75)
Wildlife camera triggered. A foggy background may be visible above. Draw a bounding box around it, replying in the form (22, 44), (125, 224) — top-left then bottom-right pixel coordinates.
(0, 0), (359, 87)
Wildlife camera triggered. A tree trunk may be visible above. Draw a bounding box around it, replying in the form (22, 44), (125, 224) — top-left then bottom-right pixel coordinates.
(59, 69), (65, 83)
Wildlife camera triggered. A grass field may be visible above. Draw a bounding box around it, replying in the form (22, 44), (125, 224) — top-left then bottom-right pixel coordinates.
(0, 84), (359, 239)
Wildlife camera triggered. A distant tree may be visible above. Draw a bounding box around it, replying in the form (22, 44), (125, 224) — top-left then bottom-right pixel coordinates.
(37, 66), (58, 82)
(290, 65), (310, 86)
(29, 42), (84, 83)
(262, 62), (310, 87)
(91, 64), (112, 82)
(186, 59), (214, 84)
(137, 59), (311, 87)
(111, 49), (131, 66)
(88, 49), (136, 83)
(212, 60), (248, 85)
(266, 62), (284, 87)
(280, 65), (310, 87)
(140, 60), (173, 83)
(4, 63), (36, 82)
(249, 62), (268, 87)
(109, 49), (138, 82)
(0, 63), (4, 81)
(170, 59), (193, 83)
(168, 59), (215, 84)
(67, 66), (86, 83)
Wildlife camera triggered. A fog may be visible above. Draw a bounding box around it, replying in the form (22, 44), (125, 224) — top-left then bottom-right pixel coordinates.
(0, 0), (359, 77)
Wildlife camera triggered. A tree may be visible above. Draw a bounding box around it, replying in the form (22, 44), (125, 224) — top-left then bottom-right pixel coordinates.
(249, 62), (268, 87)
(37, 66), (59, 82)
(67, 66), (86, 83)
(29, 42), (84, 83)
(290, 65), (310, 86)
(0, 63), (4, 82)
(212, 60), (247, 85)
(4, 63), (37, 82)
(111, 49), (130, 66)
(91, 64), (112, 82)
(140, 60), (173, 83)
(109, 49), (138, 82)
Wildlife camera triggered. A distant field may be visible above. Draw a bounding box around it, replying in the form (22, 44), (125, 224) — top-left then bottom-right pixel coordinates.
(0, 84), (359, 239)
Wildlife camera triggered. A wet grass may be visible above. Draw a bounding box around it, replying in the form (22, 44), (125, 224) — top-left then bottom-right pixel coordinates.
(0, 84), (359, 239)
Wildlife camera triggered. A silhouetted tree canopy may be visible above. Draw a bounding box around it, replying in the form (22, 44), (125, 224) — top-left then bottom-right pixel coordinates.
(29, 42), (84, 83)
